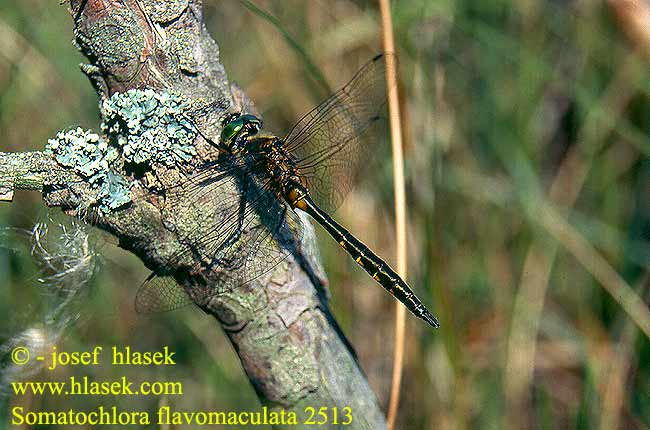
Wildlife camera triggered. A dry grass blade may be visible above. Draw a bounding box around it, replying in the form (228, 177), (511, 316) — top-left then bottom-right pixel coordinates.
(378, 0), (408, 428)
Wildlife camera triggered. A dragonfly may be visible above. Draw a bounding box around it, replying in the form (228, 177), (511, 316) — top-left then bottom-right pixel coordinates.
(135, 54), (440, 328)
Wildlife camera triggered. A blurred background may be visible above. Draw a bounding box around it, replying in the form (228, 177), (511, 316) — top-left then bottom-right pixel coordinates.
(1, 0), (650, 428)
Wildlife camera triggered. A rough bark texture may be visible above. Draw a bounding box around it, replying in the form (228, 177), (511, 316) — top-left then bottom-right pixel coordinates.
(1, 1), (388, 428)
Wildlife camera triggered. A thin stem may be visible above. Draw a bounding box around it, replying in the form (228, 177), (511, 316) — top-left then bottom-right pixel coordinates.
(379, 1), (407, 428)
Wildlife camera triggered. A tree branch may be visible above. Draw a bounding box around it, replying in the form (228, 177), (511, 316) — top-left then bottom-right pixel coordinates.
(1, 1), (388, 428)
(0, 151), (79, 201)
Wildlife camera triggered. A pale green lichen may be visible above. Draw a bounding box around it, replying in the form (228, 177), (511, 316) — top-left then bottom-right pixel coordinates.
(101, 89), (197, 166)
(100, 171), (133, 212)
(47, 90), (197, 214)
(46, 128), (114, 176)
(46, 128), (132, 213)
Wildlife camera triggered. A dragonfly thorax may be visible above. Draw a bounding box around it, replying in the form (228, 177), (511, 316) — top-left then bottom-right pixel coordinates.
(222, 112), (309, 205)
(251, 136), (309, 206)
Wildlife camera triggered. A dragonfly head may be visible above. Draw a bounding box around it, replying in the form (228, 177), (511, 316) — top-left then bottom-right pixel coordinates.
(220, 113), (263, 152)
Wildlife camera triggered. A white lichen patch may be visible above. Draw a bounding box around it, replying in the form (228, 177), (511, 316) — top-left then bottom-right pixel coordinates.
(46, 128), (132, 213)
(46, 89), (199, 214)
(101, 89), (197, 166)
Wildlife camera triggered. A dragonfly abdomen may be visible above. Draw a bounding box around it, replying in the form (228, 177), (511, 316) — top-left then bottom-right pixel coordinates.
(297, 191), (440, 328)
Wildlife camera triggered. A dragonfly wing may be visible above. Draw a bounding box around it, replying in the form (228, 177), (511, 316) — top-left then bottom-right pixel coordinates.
(188, 173), (304, 292)
(135, 271), (245, 314)
(236, 183), (304, 287)
(135, 274), (192, 314)
(134, 163), (303, 314)
(284, 54), (389, 212)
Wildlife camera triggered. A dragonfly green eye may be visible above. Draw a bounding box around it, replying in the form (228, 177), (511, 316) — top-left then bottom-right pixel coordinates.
(220, 118), (244, 145)
(220, 114), (263, 148)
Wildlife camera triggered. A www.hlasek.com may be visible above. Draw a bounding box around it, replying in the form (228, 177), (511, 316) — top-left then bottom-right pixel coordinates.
(9, 344), (355, 428)
(11, 345), (180, 396)
(12, 376), (182, 396)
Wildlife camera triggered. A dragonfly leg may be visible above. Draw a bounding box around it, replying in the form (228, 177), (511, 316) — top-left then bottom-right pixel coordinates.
(210, 182), (249, 264)
(222, 195), (247, 251)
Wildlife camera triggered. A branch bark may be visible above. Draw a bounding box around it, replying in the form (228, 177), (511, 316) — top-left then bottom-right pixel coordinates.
(1, 1), (388, 428)
(0, 151), (79, 201)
